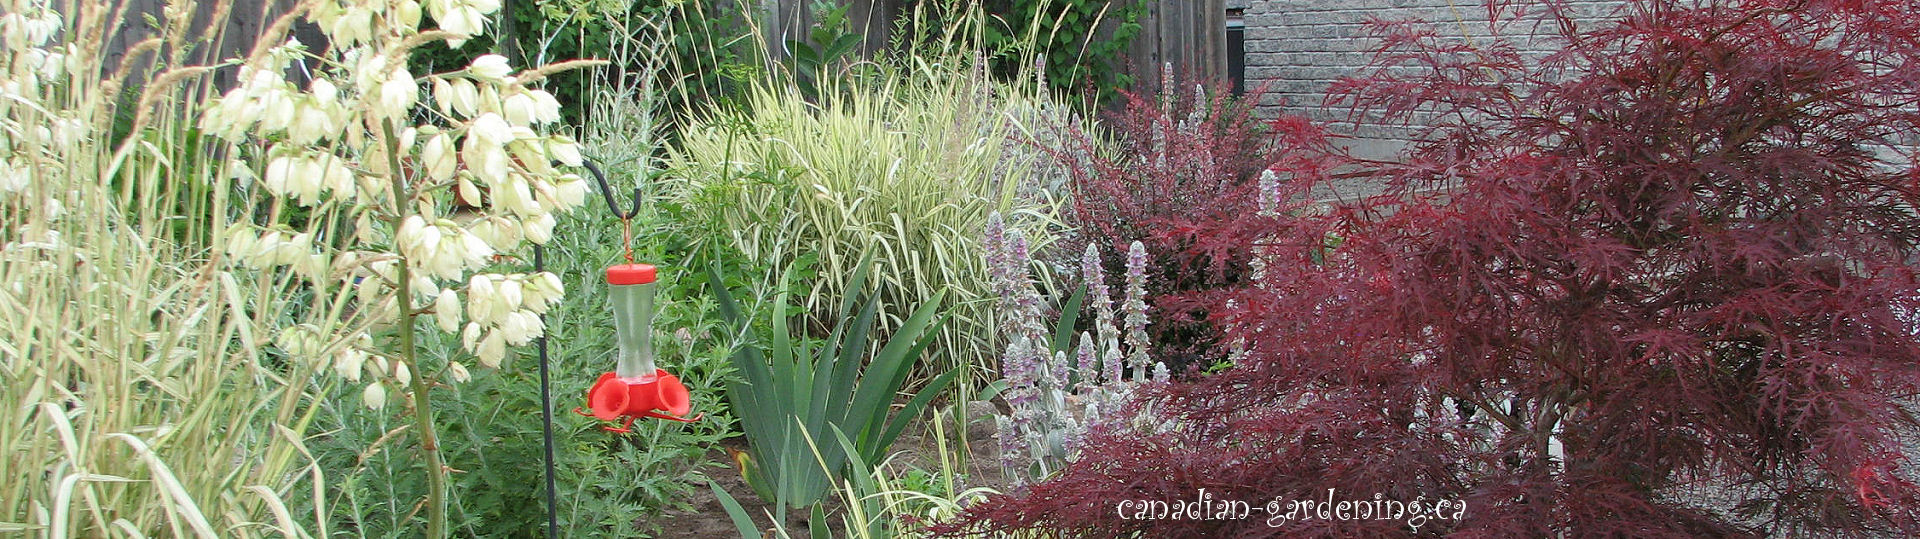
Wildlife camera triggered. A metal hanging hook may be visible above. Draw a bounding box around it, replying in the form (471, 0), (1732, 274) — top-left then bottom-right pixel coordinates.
(578, 159), (643, 220)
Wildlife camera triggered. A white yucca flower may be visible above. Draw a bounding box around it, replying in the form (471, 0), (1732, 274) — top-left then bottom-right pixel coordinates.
(391, 361), (413, 386)
(467, 216), (523, 251)
(475, 329), (506, 367)
(520, 271), (563, 313)
(465, 274), (508, 324)
(0, 157), (26, 193)
(491, 175), (538, 216)
(524, 212), (555, 244)
(434, 289), (461, 332)
(334, 347), (368, 381)
(362, 382), (388, 409)
(494, 275), (523, 310)
(502, 91), (535, 126)
(394, 0), (423, 27)
(447, 362), (471, 383)
(499, 309), (544, 346)
(424, 224), (493, 280)
(527, 90), (562, 124)
(446, 78), (481, 118)
(374, 68), (418, 120)
(553, 173), (588, 207)
(547, 136), (584, 168)
(466, 53), (514, 81)
(422, 133), (457, 180)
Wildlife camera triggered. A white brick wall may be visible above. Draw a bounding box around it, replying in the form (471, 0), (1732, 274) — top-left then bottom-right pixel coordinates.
(1242, 0), (1627, 159)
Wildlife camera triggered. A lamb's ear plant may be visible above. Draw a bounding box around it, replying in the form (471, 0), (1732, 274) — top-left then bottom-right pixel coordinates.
(710, 251), (960, 518)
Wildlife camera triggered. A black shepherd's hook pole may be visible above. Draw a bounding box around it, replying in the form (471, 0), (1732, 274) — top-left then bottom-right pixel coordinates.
(533, 241), (557, 539)
(584, 159), (644, 220)
(535, 157), (636, 539)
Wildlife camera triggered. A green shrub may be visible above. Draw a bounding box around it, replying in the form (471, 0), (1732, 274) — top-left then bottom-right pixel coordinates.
(667, 62), (1071, 386)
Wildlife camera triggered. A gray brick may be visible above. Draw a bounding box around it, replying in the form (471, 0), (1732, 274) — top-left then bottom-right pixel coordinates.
(1240, 0), (1631, 151)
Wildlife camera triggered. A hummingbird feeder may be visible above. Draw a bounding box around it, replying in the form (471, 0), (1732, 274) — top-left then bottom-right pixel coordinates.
(575, 262), (702, 432)
(567, 168), (702, 432)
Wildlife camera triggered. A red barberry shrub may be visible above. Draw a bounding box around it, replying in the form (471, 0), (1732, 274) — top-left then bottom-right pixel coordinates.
(1051, 80), (1333, 371)
(939, 0), (1920, 536)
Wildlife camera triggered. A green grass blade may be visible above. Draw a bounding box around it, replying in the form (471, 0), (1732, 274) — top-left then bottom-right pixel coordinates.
(875, 366), (963, 464)
(707, 480), (765, 539)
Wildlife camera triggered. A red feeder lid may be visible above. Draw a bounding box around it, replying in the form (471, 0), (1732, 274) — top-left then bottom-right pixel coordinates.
(606, 264), (657, 285)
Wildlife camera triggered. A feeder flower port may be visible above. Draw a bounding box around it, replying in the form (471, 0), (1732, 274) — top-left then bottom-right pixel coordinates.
(577, 263), (701, 431)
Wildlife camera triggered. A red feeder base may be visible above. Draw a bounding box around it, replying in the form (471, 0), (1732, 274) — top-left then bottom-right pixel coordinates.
(574, 370), (701, 432)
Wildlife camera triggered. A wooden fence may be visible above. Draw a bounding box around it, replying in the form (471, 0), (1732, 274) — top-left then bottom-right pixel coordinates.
(1129, 0), (1228, 94)
(773, 0), (1231, 94)
(109, 0), (1227, 95)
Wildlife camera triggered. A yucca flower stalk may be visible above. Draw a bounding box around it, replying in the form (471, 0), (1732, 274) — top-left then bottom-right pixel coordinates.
(195, 1), (599, 535)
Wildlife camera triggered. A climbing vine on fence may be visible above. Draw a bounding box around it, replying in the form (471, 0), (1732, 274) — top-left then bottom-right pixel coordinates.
(981, 0), (1145, 106)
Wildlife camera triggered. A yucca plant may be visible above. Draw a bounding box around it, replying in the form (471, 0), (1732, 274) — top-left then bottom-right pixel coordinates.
(711, 253), (962, 519)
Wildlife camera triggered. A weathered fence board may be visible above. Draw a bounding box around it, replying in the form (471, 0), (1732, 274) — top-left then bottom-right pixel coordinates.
(1129, 0), (1227, 93)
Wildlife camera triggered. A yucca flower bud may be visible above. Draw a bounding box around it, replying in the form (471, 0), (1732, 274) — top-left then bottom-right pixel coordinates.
(476, 329), (506, 368)
(447, 361), (471, 383)
(362, 382), (388, 409)
(434, 289), (461, 332)
(467, 54), (513, 82)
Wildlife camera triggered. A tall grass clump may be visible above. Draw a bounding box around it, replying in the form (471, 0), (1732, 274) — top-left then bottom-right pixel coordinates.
(0, 0), (324, 535)
(667, 58), (1073, 384)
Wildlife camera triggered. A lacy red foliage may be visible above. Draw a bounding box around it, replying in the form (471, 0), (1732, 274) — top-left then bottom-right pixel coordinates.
(939, 0), (1920, 536)
(1051, 82), (1333, 370)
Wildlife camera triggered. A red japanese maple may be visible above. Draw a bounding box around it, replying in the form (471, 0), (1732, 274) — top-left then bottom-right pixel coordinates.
(939, 0), (1920, 536)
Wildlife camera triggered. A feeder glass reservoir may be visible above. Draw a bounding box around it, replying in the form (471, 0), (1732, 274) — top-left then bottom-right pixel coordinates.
(606, 264), (658, 381)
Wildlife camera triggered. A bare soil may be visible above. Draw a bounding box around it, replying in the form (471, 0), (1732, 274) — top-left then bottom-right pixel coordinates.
(645, 402), (1006, 538)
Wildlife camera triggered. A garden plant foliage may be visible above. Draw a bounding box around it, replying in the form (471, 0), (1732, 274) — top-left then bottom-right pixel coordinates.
(1052, 75), (1330, 371)
(669, 61), (1071, 386)
(711, 253), (960, 518)
(945, 0), (1920, 536)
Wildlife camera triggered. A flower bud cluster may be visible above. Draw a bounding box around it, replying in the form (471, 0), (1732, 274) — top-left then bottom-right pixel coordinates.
(210, 0), (592, 405)
(457, 272), (563, 368)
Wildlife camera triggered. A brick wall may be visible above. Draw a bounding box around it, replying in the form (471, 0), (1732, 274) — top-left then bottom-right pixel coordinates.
(1242, 0), (1625, 160)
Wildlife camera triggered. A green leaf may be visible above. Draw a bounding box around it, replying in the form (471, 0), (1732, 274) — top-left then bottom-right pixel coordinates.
(1050, 283), (1087, 354)
(708, 480), (765, 539)
(875, 365), (963, 464)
